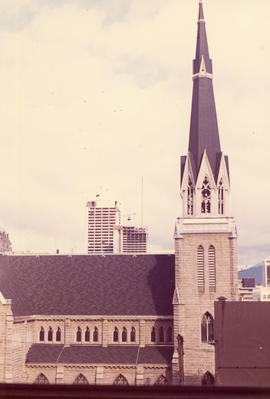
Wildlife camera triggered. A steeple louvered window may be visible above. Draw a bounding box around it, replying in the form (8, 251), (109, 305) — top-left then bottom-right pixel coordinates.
(201, 177), (211, 214)
(187, 178), (194, 215)
(197, 245), (205, 292)
(218, 180), (224, 214)
(208, 245), (216, 291)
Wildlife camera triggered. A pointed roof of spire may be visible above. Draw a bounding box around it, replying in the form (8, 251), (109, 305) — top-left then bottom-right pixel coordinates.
(188, 1), (222, 181)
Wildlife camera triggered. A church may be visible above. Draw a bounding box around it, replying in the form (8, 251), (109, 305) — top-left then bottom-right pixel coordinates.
(0, 1), (238, 386)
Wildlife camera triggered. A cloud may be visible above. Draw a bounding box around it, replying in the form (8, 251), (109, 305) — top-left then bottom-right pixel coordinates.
(0, 1), (268, 264)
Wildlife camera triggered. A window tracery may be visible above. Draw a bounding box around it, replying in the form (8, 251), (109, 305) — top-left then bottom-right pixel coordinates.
(201, 312), (214, 343)
(201, 177), (211, 213)
(34, 373), (49, 384)
(201, 371), (215, 386)
(155, 375), (168, 385)
(187, 178), (194, 215)
(113, 374), (129, 385)
(73, 373), (89, 385)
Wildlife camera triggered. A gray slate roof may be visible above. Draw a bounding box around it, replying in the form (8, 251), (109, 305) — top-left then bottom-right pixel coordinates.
(26, 344), (174, 365)
(187, 1), (227, 183)
(0, 254), (174, 317)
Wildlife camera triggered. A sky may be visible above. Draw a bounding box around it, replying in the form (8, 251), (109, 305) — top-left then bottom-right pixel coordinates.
(0, 0), (269, 266)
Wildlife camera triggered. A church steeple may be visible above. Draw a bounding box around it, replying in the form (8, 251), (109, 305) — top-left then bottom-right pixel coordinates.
(180, 1), (230, 218)
(187, 0), (222, 182)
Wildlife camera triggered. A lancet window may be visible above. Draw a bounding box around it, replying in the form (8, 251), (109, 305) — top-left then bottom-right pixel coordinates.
(85, 327), (90, 342)
(93, 327), (98, 342)
(151, 327), (156, 343)
(187, 178), (194, 215)
(130, 327), (136, 342)
(48, 327), (53, 342)
(113, 374), (129, 385)
(34, 373), (49, 384)
(76, 327), (82, 342)
(208, 245), (216, 291)
(155, 375), (168, 385)
(73, 374), (89, 385)
(201, 371), (215, 386)
(159, 327), (164, 342)
(56, 327), (61, 342)
(39, 327), (45, 342)
(166, 327), (172, 343)
(113, 327), (119, 342)
(122, 327), (127, 342)
(218, 179), (224, 214)
(201, 312), (214, 343)
(197, 245), (205, 291)
(201, 177), (211, 214)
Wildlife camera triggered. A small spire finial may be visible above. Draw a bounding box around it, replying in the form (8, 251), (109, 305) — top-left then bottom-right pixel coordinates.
(198, 0), (204, 21)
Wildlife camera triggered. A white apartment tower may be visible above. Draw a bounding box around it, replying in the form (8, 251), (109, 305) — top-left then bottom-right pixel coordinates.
(87, 200), (120, 253)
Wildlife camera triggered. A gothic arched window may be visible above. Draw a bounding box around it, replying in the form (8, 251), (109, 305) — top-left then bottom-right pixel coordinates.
(39, 327), (44, 342)
(130, 327), (136, 342)
(187, 178), (194, 215)
(73, 373), (89, 385)
(155, 375), (168, 385)
(208, 245), (216, 292)
(218, 179), (224, 215)
(56, 327), (61, 342)
(151, 327), (156, 343)
(201, 312), (214, 343)
(113, 327), (119, 342)
(48, 327), (53, 342)
(113, 374), (129, 385)
(201, 177), (211, 214)
(93, 327), (98, 342)
(85, 327), (90, 342)
(201, 371), (215, 386)
(159, 327), (164, 343)
(76, 327), (82, 342)
(166, 327), (173, 343)
(34, 373), (49, 384)
(122, 327), (127, 342)
(197, 245), (205, 292)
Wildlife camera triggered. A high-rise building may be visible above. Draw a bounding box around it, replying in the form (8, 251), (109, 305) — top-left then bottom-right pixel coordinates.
(172, 0), (238, 384)
(0, 231), (12, 253)
(86, 200), (120, 253)
(117, 225), (147, 253)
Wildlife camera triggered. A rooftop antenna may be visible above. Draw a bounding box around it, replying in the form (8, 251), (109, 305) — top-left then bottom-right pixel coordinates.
(141, 176), (144, 227)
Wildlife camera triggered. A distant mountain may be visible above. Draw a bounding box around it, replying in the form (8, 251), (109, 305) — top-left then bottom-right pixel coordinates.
(238, 263), (263, 286)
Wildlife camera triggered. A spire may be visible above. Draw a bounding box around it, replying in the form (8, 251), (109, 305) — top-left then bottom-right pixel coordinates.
(188, 1), (221, 181)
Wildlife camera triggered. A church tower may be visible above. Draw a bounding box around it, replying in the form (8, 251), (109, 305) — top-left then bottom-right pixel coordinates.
(172, 1), (238, 385)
